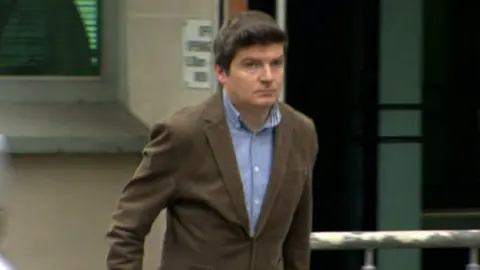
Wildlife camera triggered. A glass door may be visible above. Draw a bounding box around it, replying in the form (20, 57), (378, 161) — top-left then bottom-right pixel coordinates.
(422, 0), (480, 269)
(284, 1), (379, 270)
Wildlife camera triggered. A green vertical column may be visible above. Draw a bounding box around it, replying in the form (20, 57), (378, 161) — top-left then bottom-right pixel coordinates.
(377, 0), (423, 269)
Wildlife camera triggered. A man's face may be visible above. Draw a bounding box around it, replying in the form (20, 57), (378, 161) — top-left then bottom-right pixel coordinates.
(215, 43), (285, 109)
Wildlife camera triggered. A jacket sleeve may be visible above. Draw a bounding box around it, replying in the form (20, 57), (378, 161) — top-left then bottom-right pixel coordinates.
(106, 122), (182, 270)
(282, 119), (318, 270)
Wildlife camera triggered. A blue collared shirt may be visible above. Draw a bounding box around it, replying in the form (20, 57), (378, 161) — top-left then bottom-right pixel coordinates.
(223, 92), (282, 235)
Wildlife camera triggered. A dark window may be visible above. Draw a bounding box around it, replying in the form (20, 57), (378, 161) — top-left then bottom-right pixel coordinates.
(422, 0), (480, 269)
(0, 0), (100, 75)
(422, 0), (480, 211)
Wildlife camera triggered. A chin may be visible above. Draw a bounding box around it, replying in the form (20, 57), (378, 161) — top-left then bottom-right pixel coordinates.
(253, 97), (278, 107)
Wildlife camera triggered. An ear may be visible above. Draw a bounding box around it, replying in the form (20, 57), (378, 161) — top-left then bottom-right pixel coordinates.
(214, 64), (228, 85)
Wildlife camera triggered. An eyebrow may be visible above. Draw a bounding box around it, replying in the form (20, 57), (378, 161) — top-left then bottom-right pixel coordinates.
(241, 55), (285, 63)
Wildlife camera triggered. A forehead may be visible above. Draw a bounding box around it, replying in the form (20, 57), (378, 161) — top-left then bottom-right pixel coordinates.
(233, 43), (285, 61)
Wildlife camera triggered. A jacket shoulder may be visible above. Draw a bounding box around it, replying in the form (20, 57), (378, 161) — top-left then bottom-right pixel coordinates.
(280, 103), (318, 165)
(147, 98), (210, 144)
(280, 103), (316, 133)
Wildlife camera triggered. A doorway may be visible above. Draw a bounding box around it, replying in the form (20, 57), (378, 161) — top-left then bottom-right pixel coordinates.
(422, 0), (480, 269)
(248, 1), (380, 269)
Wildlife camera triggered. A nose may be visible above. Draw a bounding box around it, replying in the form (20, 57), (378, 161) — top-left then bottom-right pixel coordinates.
(259, 65), (274, 82)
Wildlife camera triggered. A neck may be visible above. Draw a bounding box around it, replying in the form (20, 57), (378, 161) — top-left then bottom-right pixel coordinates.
(237, 106), (271, 132)
(226, 96), (272, 131)
(224, 90), (274, 131)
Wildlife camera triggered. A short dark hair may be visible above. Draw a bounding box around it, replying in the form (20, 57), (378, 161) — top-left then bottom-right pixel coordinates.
(213, 10), (288, 73)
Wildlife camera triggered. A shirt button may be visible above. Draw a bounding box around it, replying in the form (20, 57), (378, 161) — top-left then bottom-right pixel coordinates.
(254, 199), (260, 205)
(254, 166), (259, 172)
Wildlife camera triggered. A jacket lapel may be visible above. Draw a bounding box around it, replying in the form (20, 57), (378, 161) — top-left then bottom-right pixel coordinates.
(255, 105), (293, 236)
(203, 93), (251, 234)
(202, 93), (294, 236)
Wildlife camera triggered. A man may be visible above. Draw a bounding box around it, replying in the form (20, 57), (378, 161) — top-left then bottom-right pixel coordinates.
(106, 10), (318, 270)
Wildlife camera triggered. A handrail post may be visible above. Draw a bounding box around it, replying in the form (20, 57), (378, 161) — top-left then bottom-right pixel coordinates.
(0, 135), (13, 269)
(361, 249), (376, 270)
(467, 248), (479, 270)
(0, 135), (9, 251)
(275, 0), (286, 102)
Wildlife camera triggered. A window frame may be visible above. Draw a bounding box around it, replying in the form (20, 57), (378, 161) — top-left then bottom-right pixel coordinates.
(0, 0), (122, 103)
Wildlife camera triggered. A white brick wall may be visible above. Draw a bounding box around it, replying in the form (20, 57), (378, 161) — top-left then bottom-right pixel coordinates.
(5, 155), (167, 270)
(123, 0), (219, 125)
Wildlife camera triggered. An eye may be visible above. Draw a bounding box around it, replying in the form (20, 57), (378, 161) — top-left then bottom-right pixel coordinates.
(244, 61), (261, 68)
(271, 59), (284, 67)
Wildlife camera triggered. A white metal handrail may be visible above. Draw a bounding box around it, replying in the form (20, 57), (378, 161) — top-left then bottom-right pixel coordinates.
(310, 230), (480, 270)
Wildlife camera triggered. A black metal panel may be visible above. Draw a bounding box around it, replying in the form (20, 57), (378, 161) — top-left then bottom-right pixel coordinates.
(283, 1), (380, 270)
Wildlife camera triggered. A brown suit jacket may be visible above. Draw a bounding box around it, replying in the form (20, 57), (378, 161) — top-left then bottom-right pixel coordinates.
(106, 92), (318, 270)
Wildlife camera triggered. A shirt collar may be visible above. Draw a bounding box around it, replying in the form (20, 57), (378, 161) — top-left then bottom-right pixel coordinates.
(222, 90), (282, 131)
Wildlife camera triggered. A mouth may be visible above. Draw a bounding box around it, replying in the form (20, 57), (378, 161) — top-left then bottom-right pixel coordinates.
(255, 89), (276, 95)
